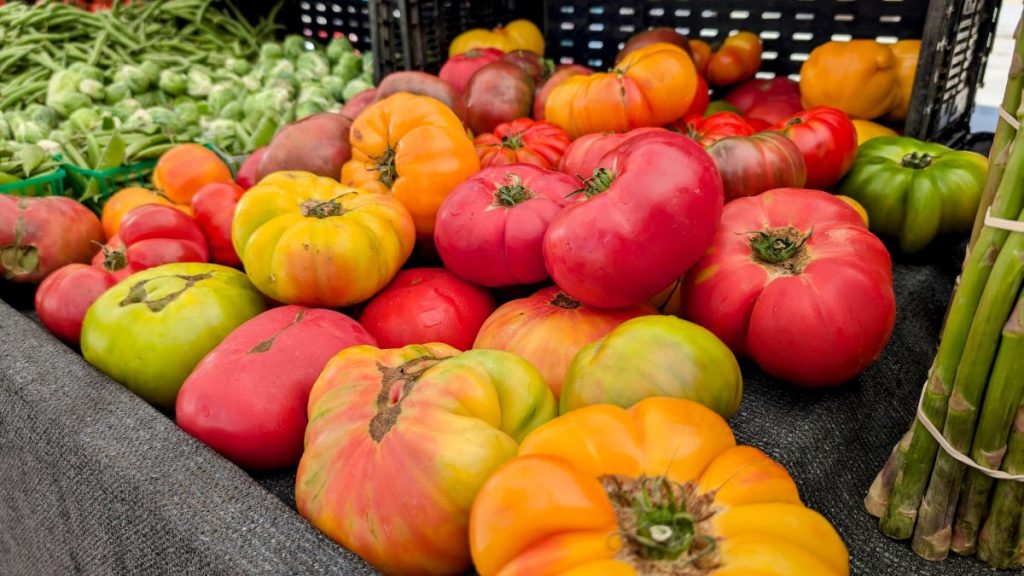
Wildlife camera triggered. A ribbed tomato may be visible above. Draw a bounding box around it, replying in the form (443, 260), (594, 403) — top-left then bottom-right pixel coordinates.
(706, 132), (807, 201)
(677, 111), (755, 147)
(773, 106), (858, 190)
(435, 164), (578, 287)
(474, 118), (572, 170)
(681, 188), (895, 387)
(557, 127), (668, 180)
(473, 286), (654, 398)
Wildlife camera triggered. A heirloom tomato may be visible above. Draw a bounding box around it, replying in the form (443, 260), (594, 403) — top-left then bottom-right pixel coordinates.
(773, 106), (858, 190)
(678, 111), (755, 147)
(838, 136), (987, 253)
(684, 74), (710, 117)
(435, 164), (578, 287)
(886, 40), (921, 122)
(465, 62), (536, 135)
(799, 40), (901, 120)
(852, 119), (899, 145)
(561, 315), (742, 417)
(694, 31), (763, 87)
(152, 143), (234, 205)
(682, 188), (896, 387)
(473, 286), (654, 399)
(0, 195), (103, 284)
(296, 344), (556, 576)
(233, 171), (415, 308)
(470, 398), (850, 576)
(544, 130), (723, 309)
(557, 127), (667, 179)
(724, 77), (802, 114)
(545, 43), (698, 138)
(91, 204), (209, 281)
(81, 262), (266, 409)
(474, 118), (572, 170)
(235, 146), (267, 190)
(359, 268), (496, 350)
(35, 264), (117, 346)
(449, 19), (544, 57)
(439, 47), (505, 94)
(706, 132), (807, 201)
(342, 92), (479, 237)
(176, 305), (376, 470)
(101, 186), (190, 239)
(616, 27), (692, 63)
(190, 181), (244, 267)
(533, 64), (593, 121)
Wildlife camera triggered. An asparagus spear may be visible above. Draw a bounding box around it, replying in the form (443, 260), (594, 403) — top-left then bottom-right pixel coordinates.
(911, 210), (1024, 559)
(879, 113), (1024, 540)
(952, 295), (1024, 555)
(977, 382), (1024, 565)
(866, 431), (912, 517)
(970, 17), (1024, 246)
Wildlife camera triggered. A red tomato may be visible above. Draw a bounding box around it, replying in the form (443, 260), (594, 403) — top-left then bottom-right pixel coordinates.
(744, 95), (803, 127)
(435, 164), (578, 287)
(724, 77), (802, 113)
(191, 181), (244, 267)
(683, 74), (711, 117)
(706, 132), (807, 200)
(704, 32), (763, 87)
(533, 64), (593, 120)
(34, 264), (117, 346)
(359, 268), (496, 350)
(235, 147), (267, 190)
(681, 188), (895, 387)
(557, 126), (669, 180)
(176, 305), (376, 470)
(465, 61), (536, 135)
(678, 111), (755, 147)
(474, 118), (572, 170)
(473, 286), (653, 398)
(439, 47), (505, 94)
(91, 204), (209, 281)
(544, 130), (724, 309)
(773, 106), (858, 190)
(0, 195), (103, 284)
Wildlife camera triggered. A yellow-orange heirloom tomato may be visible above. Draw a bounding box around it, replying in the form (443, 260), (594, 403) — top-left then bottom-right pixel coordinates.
(851, 119), (899, 146)
(886, 40), (921, 121)
(231, 171), (415, 307)
(800, 40), (901, 120)
(342, 92), (480, 237)
(296, 344), (557, 576)
(449, 19), (545, 57)
(544, 43), (698, 138)
(470, 398), (850, 576)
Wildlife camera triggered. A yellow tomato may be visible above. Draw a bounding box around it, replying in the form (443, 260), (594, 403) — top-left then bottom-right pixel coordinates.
(852, 119), (899, 146)
(449, 19), (545, 56)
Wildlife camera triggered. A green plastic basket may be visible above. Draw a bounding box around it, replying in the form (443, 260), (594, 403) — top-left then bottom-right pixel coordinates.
(63, 159), (157, 209)
(0, 169), (67, 198)
(203, 144), (249, 178)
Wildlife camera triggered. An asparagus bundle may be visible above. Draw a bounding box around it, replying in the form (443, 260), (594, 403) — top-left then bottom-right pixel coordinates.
(865, 15), (1024, 567)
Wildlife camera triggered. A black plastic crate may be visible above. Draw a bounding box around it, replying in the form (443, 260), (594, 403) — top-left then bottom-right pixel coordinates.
(286, 0), (1000, 146)
(297, 0), (373, 49)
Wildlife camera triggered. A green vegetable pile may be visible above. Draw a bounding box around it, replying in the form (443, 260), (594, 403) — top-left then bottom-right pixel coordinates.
(0, 0), (374, 178)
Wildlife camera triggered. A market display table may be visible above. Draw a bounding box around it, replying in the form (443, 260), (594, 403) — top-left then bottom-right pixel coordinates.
(0, 239), (1004, 575)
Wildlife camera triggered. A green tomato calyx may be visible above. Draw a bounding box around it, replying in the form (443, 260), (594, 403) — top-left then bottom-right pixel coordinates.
(603, 475), (717, 568)
(369, 354), (446, 442)
(900, 151), (934, 170)
(371, 146), (399, 188)
(301, 194), (350, 219)
(500, 130), (525, 150)
(572, 167), (615, 199)
(749, 226), (813, 273)
(495, 174), (533, 207)
(100, 244), (128, 272)
(118, 273), (213, 313)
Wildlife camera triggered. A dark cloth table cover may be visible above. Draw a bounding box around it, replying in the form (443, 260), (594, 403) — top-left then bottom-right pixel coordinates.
(0, 238), (1016, 575)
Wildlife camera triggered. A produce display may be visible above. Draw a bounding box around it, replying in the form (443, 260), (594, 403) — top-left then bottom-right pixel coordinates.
(1, 4), (1011, 574)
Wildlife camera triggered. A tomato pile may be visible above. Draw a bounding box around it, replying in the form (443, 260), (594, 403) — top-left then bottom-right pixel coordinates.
(0, 19), (995, 576)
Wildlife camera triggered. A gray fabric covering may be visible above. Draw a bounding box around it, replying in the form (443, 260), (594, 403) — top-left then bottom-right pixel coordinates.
(0, 237), (1018, 576)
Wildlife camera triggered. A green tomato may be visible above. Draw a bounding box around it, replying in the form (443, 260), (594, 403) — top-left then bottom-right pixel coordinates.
(559, 315), (743, 418)
(838, 136), (988, 253)
(81, 263), (267, 409)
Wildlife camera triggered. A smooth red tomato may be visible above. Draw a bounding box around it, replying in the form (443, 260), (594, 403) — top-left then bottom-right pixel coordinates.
(0, 195), (103, 284)
(359, 268), (496, 350)
(435, 164), (578, 287)
(439, 47), (505, 94)
(681, 188), (895, 387)
(724, 77), (802, 113)
(34, 264), (117, 346)
(745, 96), (804, 127)
(474, 118), (572, 170)
(683, 74), (711, 117)
(176, 305), (376, 470)
(557, 126), (669, 180)
(678, 111), (756, 147)
(706, 132), (807, 201)
(191, 181), (244, 267)
(91, 204), (209, 281)
(773, 106), (858, 190)
(544, 130), (724, 309)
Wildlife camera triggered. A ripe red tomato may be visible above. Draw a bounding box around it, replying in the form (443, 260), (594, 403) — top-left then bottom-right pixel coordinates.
(683, 74), (711, 117)
(435, 164), (578, 287)
(34, 264), (117, 346)
(176, 305), (377, 470)
(557, 126), (668, 180)
(0, 195), (103, 284)
(465, 61), (536, 135)
(706, 132), (807, 201)
(359, 268), (496, 350)
(474, 118), (572, 170)
(681, 188), (895, 387)
(724, 77), (801, 114)
(439, 47), (505, 94)
(773, 106), (858, 190)
(91, 204), (209, 281)
(544, 130), (724, 309)
(678, 111), (755, 147)
(744, 96), (803, 127)
(191, 181), (244, 267)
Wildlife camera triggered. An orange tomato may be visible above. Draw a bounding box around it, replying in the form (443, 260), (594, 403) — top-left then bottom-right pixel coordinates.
(100, 187), (191, 240)
(800, 40), (901, 120)
(152, 144), (234, 205)
(342, 93), (480, 237)
(470, 398), (850, 576)
(837, 194), (871, 227)
(886, 40), (921, 121)
(689, 39), (711, 75)
(705, 31), (763, 86)
(544, 43), (698, 138)
(851, 119), (899, 146)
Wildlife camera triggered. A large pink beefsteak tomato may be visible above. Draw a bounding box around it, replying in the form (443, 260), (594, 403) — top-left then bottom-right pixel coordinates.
(681, 187), (896, 387)
(544, 130), (724, 309)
